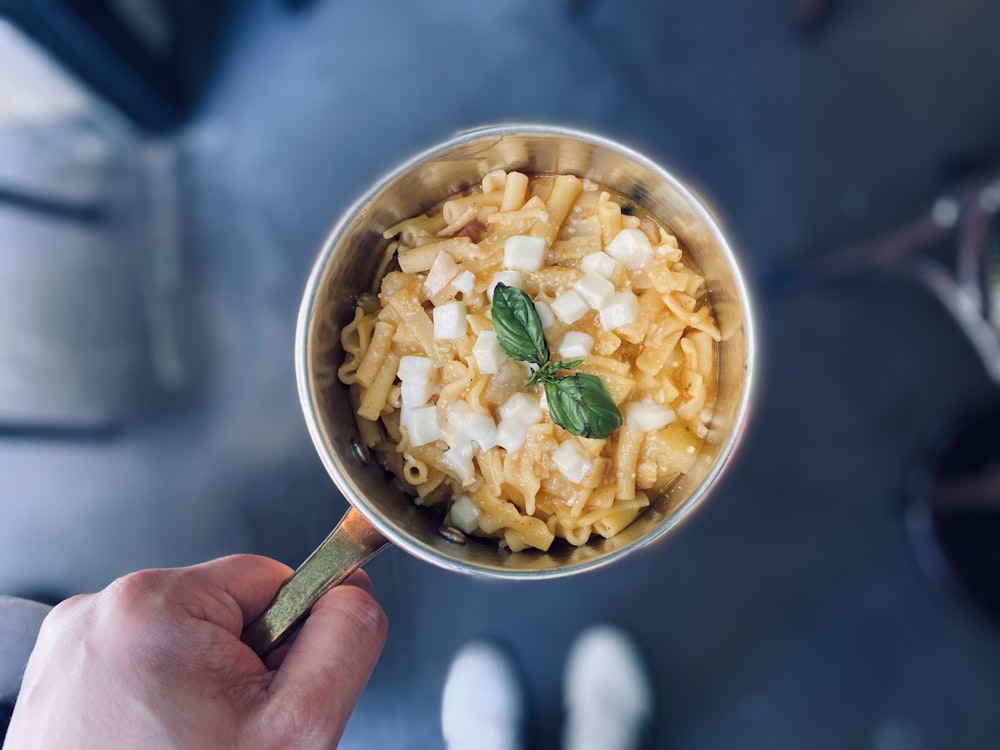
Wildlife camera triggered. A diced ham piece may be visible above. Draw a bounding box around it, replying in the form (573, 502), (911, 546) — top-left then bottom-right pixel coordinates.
(424, 252), (460, 297)
(457, 219), (486, 243)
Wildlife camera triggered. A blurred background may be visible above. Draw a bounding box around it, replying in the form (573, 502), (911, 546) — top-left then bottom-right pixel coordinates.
(3, 0), (1000, 747)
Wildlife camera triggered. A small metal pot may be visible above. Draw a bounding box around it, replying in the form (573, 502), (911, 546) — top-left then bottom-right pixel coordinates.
(242, 124), (756, 655)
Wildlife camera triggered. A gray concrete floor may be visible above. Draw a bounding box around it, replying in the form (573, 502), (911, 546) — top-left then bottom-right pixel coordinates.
(4, 0), (1000, 748)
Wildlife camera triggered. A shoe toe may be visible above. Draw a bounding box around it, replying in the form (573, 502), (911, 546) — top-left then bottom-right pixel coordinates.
(563, 624), (653, 750)
(442, 640), (525, 750)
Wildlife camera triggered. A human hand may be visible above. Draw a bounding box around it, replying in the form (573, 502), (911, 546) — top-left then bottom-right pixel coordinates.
(3, 555), (387, 749)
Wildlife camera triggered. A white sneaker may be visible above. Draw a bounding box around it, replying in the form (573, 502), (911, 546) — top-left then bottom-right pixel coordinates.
(441, 640), (525, 750)
(563, 624), (654, 750)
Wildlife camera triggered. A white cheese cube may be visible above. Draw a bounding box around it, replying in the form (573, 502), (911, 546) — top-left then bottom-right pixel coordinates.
(533, 300), (556, 329)
(404, 405), (440, 447)
(625, 401), (676, 432)
(433, 301), (468, 339)
(503, 234), (546, 272)
(573, 272), (615, 309)
(397, 355), (435, 383)
(498, 392), (543, 425)
(605, 228), (653, 270)
(398, 355), (438, 407)
(463, 412), (498, 451)
(552, 440), (592, 484)
(472, 330), (506, 374)
(581, 251), (618, 278)
(496, 417), (528, 452)
(444, 399), (497, 451)
(443, 445), (476, 486)
(488, 271), (524, 300)
(551, 289), (589, 324)
(442, 400), (471, 446)
(401, 380), (435, 407)
(449, 495), (481, 534)
(558, 331), (594, 360)
(445, 399), (472, 426)
(452, 269), (475, 294)
(599, 291), (639, 331)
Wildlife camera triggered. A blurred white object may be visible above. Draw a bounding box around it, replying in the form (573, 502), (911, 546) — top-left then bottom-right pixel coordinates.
(441, 640), (525, 750)
(563, 624), (653, 750)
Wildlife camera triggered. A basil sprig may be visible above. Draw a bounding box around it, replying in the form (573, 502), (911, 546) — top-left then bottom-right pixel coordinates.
(491, 283), (623, 439)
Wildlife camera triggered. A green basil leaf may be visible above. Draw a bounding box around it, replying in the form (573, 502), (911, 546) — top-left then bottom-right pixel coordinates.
(544, 373), (623, 439)
(491, 283), (549, 366)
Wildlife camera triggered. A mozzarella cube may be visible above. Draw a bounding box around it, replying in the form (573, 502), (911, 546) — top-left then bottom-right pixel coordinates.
(551, 289), (589, 324)
(605, 228), (653, 270)
(452, 269), (476, 294)
(444, 400), (496, 452)
(404, 405), (440, 447)
(397, 355), (435, 383)
(573, 272), (615, 309)
(503, 234), (546, 272)
(472, 330), (506, 374)
(558, 331), (594, 360)
(498, 392), (543, 425)
(625, 401), (676, 432)
(449, 495), (481, 534)
(442, 400), (471, 444)
(488, 271), (524, 300)
(398, 357), (437, 407)
(443, 445), (476, 486)
(581, 251), (618, 278)
(599, 291), (639, 331)
(463, 412), (498, 451)
(552, 440), (592, 484)
(496, 417), (529, 452)
(433, 301), (467, 339)
(401, 380), (435, 407)
(534, 300), (555, 329)
(496, 393), (543, 453)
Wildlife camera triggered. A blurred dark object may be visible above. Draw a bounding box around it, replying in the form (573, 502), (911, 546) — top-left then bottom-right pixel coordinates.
(773, 166), (1000, 628)
(769, 166), (1000, 283)
(769, 167), (1000, 383)
(0, 0), (234, 132)
(797, 0), (838, 33)
(0, 22), (195, 433)
(281, 0), (321, 12)
(0, 702), (11, 744)
(905, 396), (1000, 627)
(565, 0), (600, 18)
(0, 597), (51, 741)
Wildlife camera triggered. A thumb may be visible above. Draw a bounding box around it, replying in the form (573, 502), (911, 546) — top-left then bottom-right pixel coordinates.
(263, 571), (388, 744)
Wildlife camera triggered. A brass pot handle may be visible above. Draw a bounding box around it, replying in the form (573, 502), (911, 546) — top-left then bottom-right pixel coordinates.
(241, 505), (390, 657)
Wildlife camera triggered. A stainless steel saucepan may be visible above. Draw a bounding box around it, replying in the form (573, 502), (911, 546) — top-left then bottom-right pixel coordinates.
(242, 124), (756, 656)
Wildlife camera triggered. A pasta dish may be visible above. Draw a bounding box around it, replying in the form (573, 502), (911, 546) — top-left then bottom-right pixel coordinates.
(338, 170), (719, 552)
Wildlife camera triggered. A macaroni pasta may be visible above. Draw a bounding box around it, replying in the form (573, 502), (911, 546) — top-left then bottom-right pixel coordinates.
(339, 170), (719, 552)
